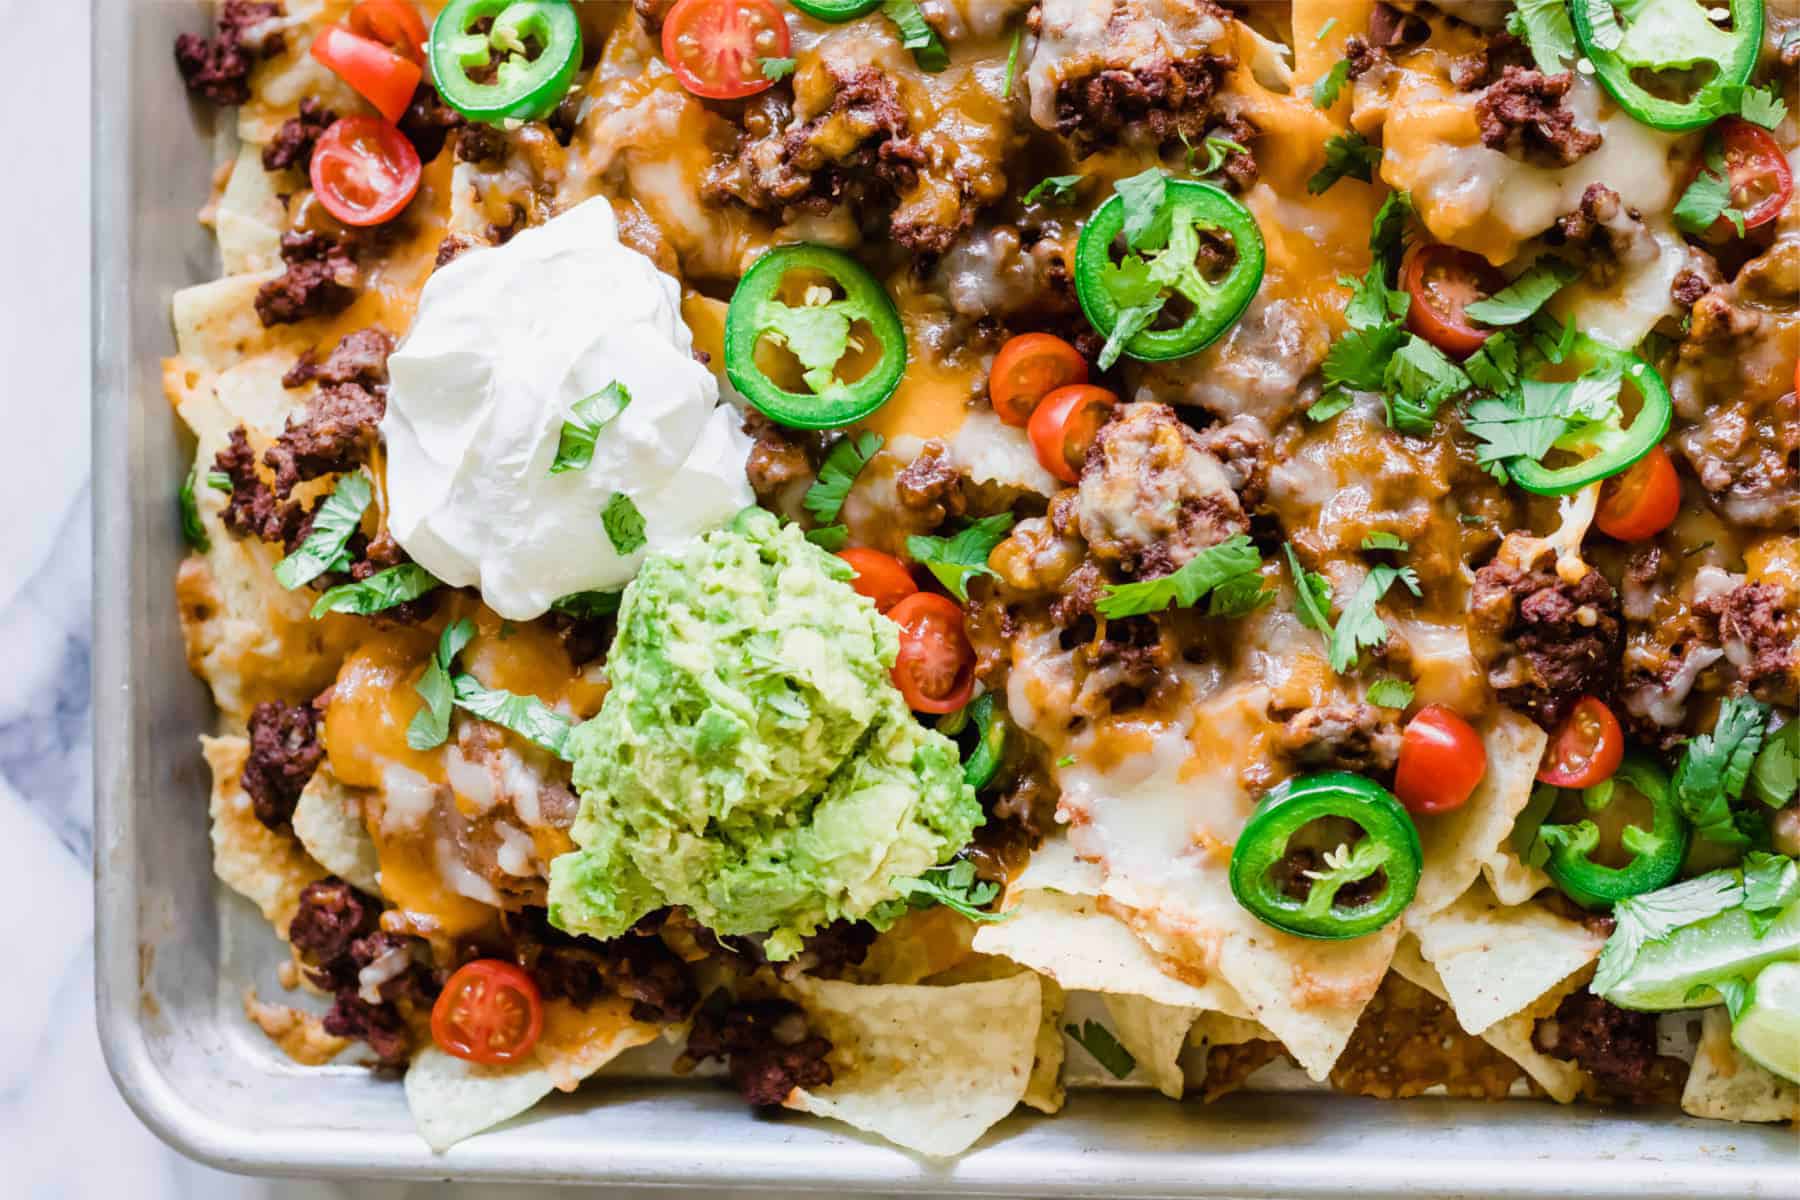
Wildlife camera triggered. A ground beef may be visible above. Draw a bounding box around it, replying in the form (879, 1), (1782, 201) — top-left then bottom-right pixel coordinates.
(283, 327), (394, 390)
(455, 121), (509, 164)
(341, 530), (438, 626)
(213, 426), (300, 544)
(1470, 537), (1622, 729)
(894, 440), (967, 527)
(684, 996), (833, 1108)
(1671, 267), (1711, 308)
(742, 411), (825, 502)
(397, 82), (466, 164)
(1075, 402), (1251, 578)
(1696, 582), (1798, 699)
(256, 230), (359, 327)
(1675, 386), (1798, 529)
(604, 933), (701, 1023)
(1448, 30), (1529, 90)
(240, 700), (324, 829)
(174, 1), (285, 106)
(1272, 703), (1403, 773)
(1197, 1039), (1285, 1102)
(287, 877), (380, 986)
(1474, 67), (1601, 167)
(263, 381), (386, 498)
(503, 909), (698, 1023)
(1054, 54), (1229, 153)
(262, 97), (337, 172)
(781, 921), (877, 981)
(1331, 973), (1521, 1100)
(321, 992), (411, 1065)
(1533, 989), (1686, 1103)
(1686, 286), (1765, 345)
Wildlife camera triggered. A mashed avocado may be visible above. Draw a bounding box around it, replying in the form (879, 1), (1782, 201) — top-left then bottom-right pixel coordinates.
(547, 508), (981, 959)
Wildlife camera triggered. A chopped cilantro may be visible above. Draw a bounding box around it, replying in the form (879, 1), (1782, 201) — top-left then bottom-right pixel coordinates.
(551, 590), (622, 620)
(1673, 696), (1770, 848)
(1002, 24), (1022, 99)
(881, 0), (948, 71)
(762, 299), (858, 394)
(803, 431), (884, 523)
(549, 381), (631, 475)
(407, 618), (475, 752)
(1507, 0), (1578, 72)
(805, 524), (850, 551)
(310, 562), (440, 620)
(602, 492), (647, 556)
(1022, 173), (1086, 206)
(1368, 189), (1413, 271)
(1065, 1020), (1136, 1079)
(1115, 167), (1170, 249)
(1366, 678), (1415, 709)
(1382, 334), (1469, 434)
(1311, 58), (1350, 109)
(1207, 569), (1274, 618)
(1749, 719), (1799, 810)
(178, 468), (208, 553)
(1327, 565), (1419, 673)
(1306, 390), (1356, 423)
(889, 859), (1010, 923)
(1307, 132), (1380, 195)
(273, 472), (370, 590)
(759, 56), (796, 81)
(452, 674), (575, 760)
(1462, 259), (1578, 327)
(1675, 133), (1747, 237)
(1315, 16), (1338, 40)
(1721, 82), (1787, 130)
(1190, 135), (1249, 179)
(1283, 543), (1335, 636)
(1095, 535), (1263, 619)
(906, 513), (1016, 602)
(1360, 532), (1409, 552)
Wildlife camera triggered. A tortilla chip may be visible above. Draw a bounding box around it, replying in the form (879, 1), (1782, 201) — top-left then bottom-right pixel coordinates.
(1410, 713), (1547, 919)
(172, 272), (289, 372)
(215, 143), (286, 275)
(784, 973), (1042, 1157)
(975, 839), (1251, 1014)
(1101, 994), (1198, 1099)
(854, 905), (978, 984)
(1482, 846), (1552, 907)
(203, 735), (324, 933)
(237, 0), (366, 145)
(1408, 883), (1604, 1036)
(404, 996), (659, 1152)
(1391, 937), (1589, 1103)
(1024, 975), (1067, 1115)
(1681, 1008), (1800, 1123)
(291, 765), (380, 894)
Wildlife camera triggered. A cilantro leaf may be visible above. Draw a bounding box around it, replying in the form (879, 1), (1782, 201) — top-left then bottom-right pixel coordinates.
(1742, 851), (1800, 924)
(310, 562), (440, 620)
(1675, 135), (1745, 237)
(1307, 132), (1381, 195)
(1512, 783), (1561, 868)
(907, 513), (1015, 602)
(1507, 0), (1578, 72)
(206, 470), (233, 493)
(1322, 322), (1407, 394)
(1190, 135), (1249, 178)
(762, 300), (856, 394)
(1383, 334), (1469, 434)
(889, 859), (1010, 923)
(178, 468), (209, 553)
(1311, 58), (1349, 109)
(549, 380), (631, 475)
(451, 674), (575, 759)
(881, 0), (948, 71)
(1115, 167), (1170, 249)
(602, 492), (647, 556)
(1207, 569), (1274, 618)
(1465, 357), (1625, 474)
(1002, 24), (1022, 99)
(1749, 719), (1799, 809)
(1316, 16), (1338, 40)
(1366, 678), (1415, 709)
(1065, 1020), (1136, 1079)
(1306, 389), (1356, 423)
(1096, 535), (1263, 619)
(1360, 532), (1409, 552)
(1721, 82), (1787, 130)
(551, 590), (622, 620)
(407, 618), (476, 752)
(1283, 543), (1335, 635)
(1463, 259), (1578, 327)
(759, 56), (796, 81)
(803, 431), (884, 523)
(1023, 173), (1086, 205)
(1592, 868), (1748, 997)
(273, 472), (371, 590)
(1673, 696), (1770, 848)
(805, 524), (849, 551)
(1098, 303), (1160, 371)
(1340, 264), (1410, 332)
(1368, 189), (1413, 271)
(1327, 565), (1418, 673)
(1463, 328), (1521, 394)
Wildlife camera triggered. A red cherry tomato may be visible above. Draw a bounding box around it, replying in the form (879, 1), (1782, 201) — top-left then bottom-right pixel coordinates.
(838, 547), (918, 613)
(1401, 243), (1506, 359)
(310, 24), (422, 123)
(1394, 704), (1488, 815)
(1596, 445), (1680, 542)
(348, 0), (429, 64)
(1537, 696), (1625, 790)
(887, 592), (976, 714)
(1028, 384), (1117, 484)
(1704, 117), (1793, 237)
(430, 959), (545, 1065)
(311, 116), (423, 227)
(989, 333), (1090, 428)
(661, 0), (791, 101)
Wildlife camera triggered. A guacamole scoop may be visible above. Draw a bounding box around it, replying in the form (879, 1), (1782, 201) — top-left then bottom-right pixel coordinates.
(547, 508), (980, 959)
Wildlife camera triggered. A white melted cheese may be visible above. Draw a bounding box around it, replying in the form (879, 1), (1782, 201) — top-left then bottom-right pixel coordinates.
(381, 197), (753, 620)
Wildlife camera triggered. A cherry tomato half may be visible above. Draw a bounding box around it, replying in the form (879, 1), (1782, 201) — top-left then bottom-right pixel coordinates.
(310, 24), (422, 124)
(311, 116), (423, 227)
(989, 333), (1090, 427)
(1028, 384), (1117, 484)
(1394, 704), (1488, 815)
(661, 0), (791, 101)
(349, 0), (429, 64)
(1596, 444), (1680, 542)
(1705, 118), (1794, 237)
(1402, 243), (1506, 359)
(839, 547), (918, 613)
(887, 592), (976, 714)
(1537, 696), (1625, 790)
(431, 959), (544, 1065)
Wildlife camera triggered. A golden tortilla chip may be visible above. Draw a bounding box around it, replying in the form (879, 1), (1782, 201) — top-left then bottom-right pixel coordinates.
(1101, 994), (1198, 1099)
(1681, 1008), (1800, 1123)
(215, 142), (286, 275)
(203, 735), (324, 933)
(853, 905), (978, 984)
(172, 272), (290, 373)
(1410, 713), (1547, 918)
(1407, 884), (1604, 1036)
(1391, 937), (1589, 1103)
(784, 973), (1043, 1157)
(292, 765), (381, 895)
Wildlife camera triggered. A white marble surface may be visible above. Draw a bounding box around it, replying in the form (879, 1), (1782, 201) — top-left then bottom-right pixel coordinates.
(0, 3), (876, 1196)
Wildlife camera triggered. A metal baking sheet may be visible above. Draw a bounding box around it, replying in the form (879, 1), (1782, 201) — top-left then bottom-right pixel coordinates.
(91, 1), (1798, 1192)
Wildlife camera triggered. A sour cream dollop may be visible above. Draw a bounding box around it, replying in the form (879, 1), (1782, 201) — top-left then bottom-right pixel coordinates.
(381, 197), (753, 620)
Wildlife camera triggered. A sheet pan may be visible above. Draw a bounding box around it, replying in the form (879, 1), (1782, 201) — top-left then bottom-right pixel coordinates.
(90, 1), (1800, 1192)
